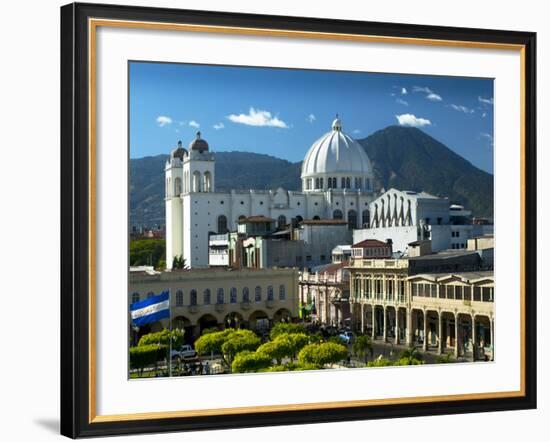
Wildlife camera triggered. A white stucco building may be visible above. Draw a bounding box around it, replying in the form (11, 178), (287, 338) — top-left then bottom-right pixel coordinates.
(165, 118), (377, 269)
(353, 188), (493, 254)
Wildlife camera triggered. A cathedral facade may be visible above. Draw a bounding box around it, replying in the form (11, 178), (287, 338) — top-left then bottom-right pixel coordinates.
(165, 118), (377, 269)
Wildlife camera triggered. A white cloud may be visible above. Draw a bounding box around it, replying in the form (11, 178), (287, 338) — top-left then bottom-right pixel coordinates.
(307, 113), (316, 123)
(395, 113), (432, 127)
(396, 98), (409, 106)
(413, 86), (443, 102)
(188, 120), (200, 128)
(213, 122), (225, 130)
(156, 115), (172, 127)
(413, 86), (433, 94)
(401, 87), (408, 95)
(352, 129), (361, 134)
(227, 107), (289, 128)
(482, 112), (487, 118)
(478, 96), (494, 105)
(427, 93), (443, 102)
(450, 104), (475, 114)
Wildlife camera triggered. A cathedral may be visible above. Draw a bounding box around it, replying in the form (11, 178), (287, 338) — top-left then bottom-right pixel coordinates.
(165, 117), (377, 269)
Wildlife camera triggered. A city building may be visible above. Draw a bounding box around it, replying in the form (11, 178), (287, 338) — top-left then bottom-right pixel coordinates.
(165, 117), (377, 268)
(353, 188), (493, 254)
(209, 217), (351, 269)
(347, 241), (494, 360)
(129, 267), (299, 344)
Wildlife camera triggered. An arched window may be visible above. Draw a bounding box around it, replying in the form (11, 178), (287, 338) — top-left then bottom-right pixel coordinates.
(346, 177), (351, 189)
(327, 178), (333, 189)
(313, 215), (320, 220)
(190, 289), (197, 306)
(365, 178), (370, 190)
(295, 215), (303, 224)
(348, 210), (357, 229)
(217, 215), (228, 234)
(279, 285), (286, 300)
(333, 177), (338, 188)
(147, 292), (154, 299)
(319, 178), (324, 189)
(203, 289), (211, 305)
(277, 215), (287, 230)
(230, 287), (237, 304)
(315, 178), (320, 189)
(255, 286), (262, 303)
(192, 171), (201, 192)
(174, 177), (182, 195)
(203, 171), (212, 192)
(216, 288), (224, 304)
(362, 209), (370, 228)
(333, 209), (343, 220)
(341, 177), (346, 188)
(176, 290), (184, 307)
(131, 292), (140, 304)
(267, 285), (274, 301)
(355, 177), (362, 189)
(242, 287), (250, 302)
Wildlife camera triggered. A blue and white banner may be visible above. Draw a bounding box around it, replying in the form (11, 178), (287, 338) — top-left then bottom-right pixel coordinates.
(130, 291), (170, 326)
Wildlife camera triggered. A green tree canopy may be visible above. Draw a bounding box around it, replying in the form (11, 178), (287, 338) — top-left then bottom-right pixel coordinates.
(352, 335), (373, 363)
(194, 328), (260, 367)
(138, 328), (185, 348)
(231, 351), (273, 373)
(367, 356), (394, 367)
(269, 323), (305, 340)
(130, 239), (165, 268)
(397, 347), (424, 365)
(298, 342), (348, 367)
(129, 344), (167, 375)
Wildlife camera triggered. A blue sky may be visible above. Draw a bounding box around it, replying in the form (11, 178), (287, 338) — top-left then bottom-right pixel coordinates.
(129, 62), (494, 173)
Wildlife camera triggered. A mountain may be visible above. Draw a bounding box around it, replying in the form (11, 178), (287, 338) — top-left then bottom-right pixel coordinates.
(357, 126), (494, 218)
(130, 126), (493, 227)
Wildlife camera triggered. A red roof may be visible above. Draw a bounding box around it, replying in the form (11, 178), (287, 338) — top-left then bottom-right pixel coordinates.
(353, 239), (389, 248)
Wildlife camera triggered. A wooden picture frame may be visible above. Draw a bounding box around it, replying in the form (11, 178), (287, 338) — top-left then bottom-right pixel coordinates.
(60, 2), (536, 438)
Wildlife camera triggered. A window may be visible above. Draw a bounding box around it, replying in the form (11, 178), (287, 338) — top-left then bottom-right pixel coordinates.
(333, 209), (343, 220)
(242, 287), (250, 302)
(255, 286), (262, 303)
(320, 254), (326, 261)
(315, 178), (320, 189)
(131, 292), (140, 304)
(347, 210), (357, 229)
(341, 177), (346, 188)
(203, 288), (211, 305)
(217, 215), (228, 233)
(464, 286), (471, 300)
(455, 285), (463, 300)
(437, 217), (442, 225)
(346, 177), (351, 189)
(306, 255), (312, 261)
(267, 285), (274, 301)
(362, 210), (370, 227)
(216, 288), (224, 304)
(230, 287), (237, 304)
(319, 178), (324, 189)
(190, 290), (197, 306)
(355, 177), (362, 189)
(176, 290), (184, 307)
(431, 284), (437, 298)
(277, 215), (287, 230)
(279, 285), (286, 300)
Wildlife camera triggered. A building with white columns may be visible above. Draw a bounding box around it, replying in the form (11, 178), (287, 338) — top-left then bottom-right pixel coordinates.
(165, 118), (377, 269)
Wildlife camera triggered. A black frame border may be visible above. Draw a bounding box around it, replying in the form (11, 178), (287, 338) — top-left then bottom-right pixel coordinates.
(60, 2), (537, 438)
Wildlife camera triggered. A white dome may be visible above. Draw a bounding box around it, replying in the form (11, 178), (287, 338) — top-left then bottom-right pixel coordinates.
(301, 117), (373, 184)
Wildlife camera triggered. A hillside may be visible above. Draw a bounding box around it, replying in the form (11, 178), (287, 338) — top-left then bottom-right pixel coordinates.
(130, 126), (493, 227)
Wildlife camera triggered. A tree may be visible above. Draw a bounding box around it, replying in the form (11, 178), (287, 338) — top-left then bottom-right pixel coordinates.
(231, 351), (272, 373)
(129, 239), (165, 268)
(257, 333), (309, 364)
(172, 255), (187, 270)
(352, 335), (374, 363)
(138, 328), (185, 349)
(129, 344), (167, 375)
(396, 347), (424, 365)
(269, 323), (305, 340)
(194, 328), (260, 368)
(298, 342), (348, 367)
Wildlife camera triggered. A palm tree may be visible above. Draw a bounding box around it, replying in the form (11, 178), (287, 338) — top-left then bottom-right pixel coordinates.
(352, 335), (374, 364)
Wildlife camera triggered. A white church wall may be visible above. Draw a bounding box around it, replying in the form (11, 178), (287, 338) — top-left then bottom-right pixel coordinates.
(353, 226), (420, 254)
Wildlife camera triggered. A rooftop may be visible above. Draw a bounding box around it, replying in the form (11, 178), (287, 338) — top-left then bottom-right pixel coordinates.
(408, 249), (479, 261)
(408, 271), (494, 283)
(353, 239), (389, 248)
(239, 215), (275, 223)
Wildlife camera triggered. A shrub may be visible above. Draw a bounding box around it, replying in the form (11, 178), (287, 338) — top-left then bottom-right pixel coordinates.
(138, 328), (185, 349)
(269, 323), (305, 340)
(298, 342), (348, 366)
(232, 351), (272, 373)
(367, 357), (394, 367)
(129, 344), (166, 375)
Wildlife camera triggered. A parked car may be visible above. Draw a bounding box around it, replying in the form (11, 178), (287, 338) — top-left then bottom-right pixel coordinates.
(171, 344), (197, 360)
(338, 331), (355, 344)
